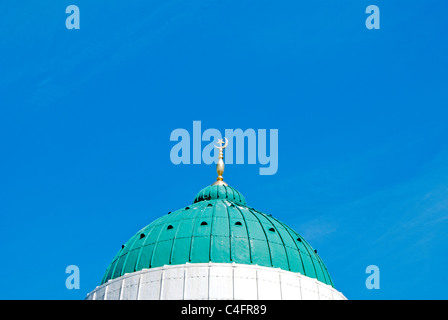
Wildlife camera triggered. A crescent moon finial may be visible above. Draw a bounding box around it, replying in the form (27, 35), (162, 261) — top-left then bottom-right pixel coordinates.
(212, 137), (228, 186)
(214, 137), (228, 150)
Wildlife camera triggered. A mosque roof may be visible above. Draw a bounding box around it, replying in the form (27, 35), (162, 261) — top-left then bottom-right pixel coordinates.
(101, 183), (334, 287)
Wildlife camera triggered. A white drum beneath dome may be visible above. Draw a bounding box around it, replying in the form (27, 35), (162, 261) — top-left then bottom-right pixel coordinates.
(86, 262), (346, 300)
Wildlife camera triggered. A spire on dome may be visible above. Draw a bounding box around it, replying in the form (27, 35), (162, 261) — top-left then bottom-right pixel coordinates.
(212, 137), (228, 186)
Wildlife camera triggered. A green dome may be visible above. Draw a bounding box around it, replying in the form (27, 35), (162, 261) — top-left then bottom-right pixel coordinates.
(101, 184), (334, 287)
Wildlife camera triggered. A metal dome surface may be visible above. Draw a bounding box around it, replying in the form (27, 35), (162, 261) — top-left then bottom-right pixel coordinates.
(101, 185), (334, 287)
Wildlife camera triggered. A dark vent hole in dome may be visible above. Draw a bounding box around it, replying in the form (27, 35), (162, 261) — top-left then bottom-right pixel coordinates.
(140, 233), (145, 239)
(207, 203), (213, 207)
(269, 228), (275, 232)
(167, 225), (174, 230)
(297, 237), (302, 242)
(185, 207), (190, 210)
(235, 222), (242, 226)
(121, 245), (125, 249)
(200, 221), (208, 226)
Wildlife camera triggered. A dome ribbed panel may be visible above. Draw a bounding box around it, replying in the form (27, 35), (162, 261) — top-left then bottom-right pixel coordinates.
(193, 185), (246, 205)
(100, 198), (334, 287)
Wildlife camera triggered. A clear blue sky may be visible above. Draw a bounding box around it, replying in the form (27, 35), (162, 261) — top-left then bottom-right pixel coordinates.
(0, 1), (447, 300)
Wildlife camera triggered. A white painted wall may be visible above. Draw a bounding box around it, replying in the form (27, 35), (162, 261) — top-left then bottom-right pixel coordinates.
(86, 262), (346, 300)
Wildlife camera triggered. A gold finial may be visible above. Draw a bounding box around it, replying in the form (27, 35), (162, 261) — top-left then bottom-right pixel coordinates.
(211, 137), (228, 186)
